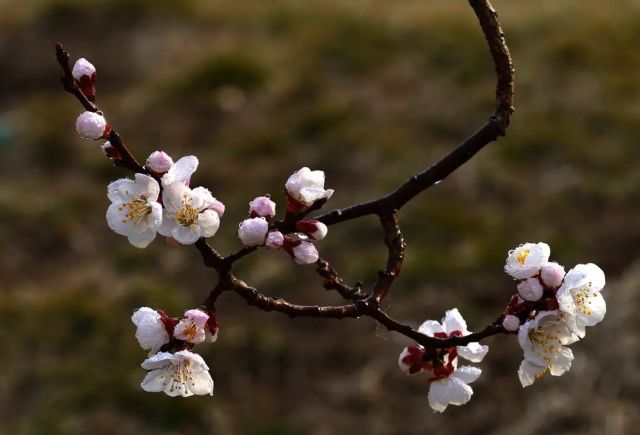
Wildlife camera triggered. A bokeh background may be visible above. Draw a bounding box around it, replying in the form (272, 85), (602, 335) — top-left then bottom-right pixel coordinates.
(1, 0), (639, 433)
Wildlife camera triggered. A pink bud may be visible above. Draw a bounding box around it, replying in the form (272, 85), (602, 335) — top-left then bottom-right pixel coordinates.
(72, 58), (96, 80)
(517, 277), (544, 302)
(292, 240), (319, 265)
(207, 199), (226, 217)
(265, 230), (284, 249)
(296, 220), (328, 240)
(540, 262), (566, 289)
(146, 151), (174, 174)
(249, 196), (276, 219)
(238, 217), (269, 246)
(76, 111), (108, 140)
(502, 315), (520, 332)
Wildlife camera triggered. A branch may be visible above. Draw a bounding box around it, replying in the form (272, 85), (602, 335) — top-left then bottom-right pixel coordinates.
(316, 0), (514, 226)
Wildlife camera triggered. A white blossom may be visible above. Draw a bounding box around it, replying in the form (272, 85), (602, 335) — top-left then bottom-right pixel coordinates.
(556, 263), (606, 338)
(72, 58), (96, 80)
(285, 167), (334, 207)
(504, 242), (550, 280)
(540, 262), (566, 289)
(174, 309), (209, 344)
(265, 230), (284, 249)
(517, 277), (544, 302)
(159, 182), (220, 245)
(249, 196), (276, 219)
(292, 241), (319, 265)
(106, 174), (163, 248)
(502, 315), (520, 332)
(76, 111), (107, 140)
(141, 350), (213, 397)
(161, 155), (198, 187)
(411, 309), (489, 413)
(146, 151), (174, 174)
(131, 307), (170, 355)
(517, 310), (578, 387)
(238, 217), (269, 246)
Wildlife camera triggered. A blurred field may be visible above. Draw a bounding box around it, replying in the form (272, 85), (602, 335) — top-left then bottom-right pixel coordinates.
(1, 0), (640, 433)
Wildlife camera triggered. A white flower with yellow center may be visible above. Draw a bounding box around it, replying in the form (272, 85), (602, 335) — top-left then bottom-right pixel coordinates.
(159, 181), (221, 245)
(556, 263), (606, 338)
(504, 242), (550, 280)
(106, 174), (163, 248)
(141, 350), (214, 397)
(517, 310), (578, 387)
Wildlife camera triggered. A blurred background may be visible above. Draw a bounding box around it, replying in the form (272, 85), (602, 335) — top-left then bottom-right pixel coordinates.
(1, 0), (639, 433)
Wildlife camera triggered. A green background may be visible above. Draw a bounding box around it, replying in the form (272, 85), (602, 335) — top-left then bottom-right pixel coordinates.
(0, 0), (639, 433)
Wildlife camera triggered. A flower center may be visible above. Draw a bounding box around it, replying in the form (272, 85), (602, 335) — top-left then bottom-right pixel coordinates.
(516, 248), (531, 265)
(573, 287), (596, 316)
(169, 360), (195, 393)
(121, 197), (152, 225)
(182, 321), (198, 341)
(529, 326), (562, 363)
(175, 195), (199, 227)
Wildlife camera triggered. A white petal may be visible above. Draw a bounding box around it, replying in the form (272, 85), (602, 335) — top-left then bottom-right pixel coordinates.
(140, 352), (175, 370)
(428, 377), (473, 413)
(457, 342), (489, 363)
(452, 366), (482, 384)
(107, 178), (135, 203)
(172, 225), (201, 245)
(198, 210), (221, 238)
(581, 290), (606, 327)
(189, 370), (214, 396)
(128, 229), (157, 249)
(158, 211), (176, 237)
(134, 173), (160, 202)
(106, 202), (132, 236)
(418, 320), (444, 337)
(442, 308), (468, 334)
(549, 347), (573, 377)
(190, 186), (215, 210)
(162, 155), (198, 187)
(162, 181), (191, 214)
(141, 367), (172, 393)
(518, 360), (546, 387)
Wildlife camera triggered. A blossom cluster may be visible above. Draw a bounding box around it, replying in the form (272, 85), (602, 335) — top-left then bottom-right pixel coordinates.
(131, 307), (218, 396)
(399, 242), (605, 412)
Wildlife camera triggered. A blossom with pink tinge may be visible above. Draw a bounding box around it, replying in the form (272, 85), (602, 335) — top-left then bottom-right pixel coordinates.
(141, 350), (213, 397)
(296, 220), (328, 240)
(146, 151), (174, 174)
(285, 167), (334, 207)
(174, 309), (209, 344)
(207, 199), (226, 218)
(502, 315), (520, 332)
(76, 111), (108, 140)
(265, 231), (284, 249)
(238, 217), (269, 246)
(292, 241), (319, 265)
(72, 58), (96, 80)
(517, 277), (544, 302)
(131, 307), (170, 355)
(540, 262), (566, 289)
(249, 196), (276, 219)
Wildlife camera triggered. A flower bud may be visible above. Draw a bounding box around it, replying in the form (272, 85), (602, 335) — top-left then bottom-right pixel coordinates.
(76, 111), (108, 140)
(249, 196), (276, 219)
(296, 220), (328, 240)
(101, 141), (121, 159)
(174, 309), (209, 344)
(517, 277), (544, 302)
(502, 315), (520, 332)
(265, 230), (284, 249)
(540, 262), (566, 289)
(285, 167), (334, 209)
(291, 240), (319, 265)
(238, 217), (269, 246)
(72, 58), (96, 81)
(146, 151), (174, 174)
(398, 345), (426, 375)
(72, 58), (97, 101)
(207, 199), (226, 218)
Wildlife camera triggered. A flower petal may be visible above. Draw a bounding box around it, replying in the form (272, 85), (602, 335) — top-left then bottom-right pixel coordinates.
(549, 347), (573, 377)
(198, 210), (221, 238)
(518, 360), (546, 387)
(457, 342), (489, 363)
(161, 155), (198, 187)
(172, 225), (201, 245)
(452, 366), (482, 384)
(442, 308), (468, 334)
(428, 376), (473, 413)
(418, 320), (444, 337)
